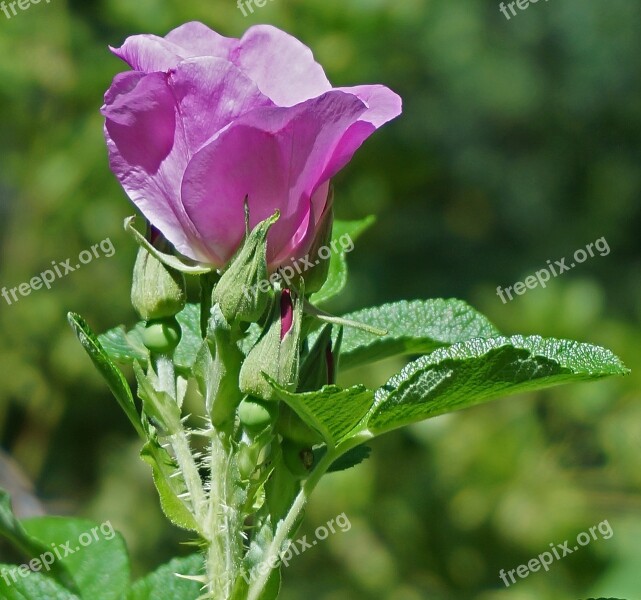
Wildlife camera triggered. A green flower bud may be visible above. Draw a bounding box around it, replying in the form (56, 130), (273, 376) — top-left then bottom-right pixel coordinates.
(238, 397), (277, 433)
(213, 211), (279, 325)
(266, 459), (299, 520)
(131, 247), (186, 321)
(298, 324), (335, 392)
(239, 289), (303, 402)
(203, 305), (245, 429)
(141, 317), (182, 354)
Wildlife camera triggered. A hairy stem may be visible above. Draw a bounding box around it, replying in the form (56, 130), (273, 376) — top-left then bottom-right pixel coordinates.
(205, 432), (242, 598)
(156, 355), (207, 527)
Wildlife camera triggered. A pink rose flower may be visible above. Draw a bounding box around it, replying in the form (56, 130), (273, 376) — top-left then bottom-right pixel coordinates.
(102, 22), (401, 270)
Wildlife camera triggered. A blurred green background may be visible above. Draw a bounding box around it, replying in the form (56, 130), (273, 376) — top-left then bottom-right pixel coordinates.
(1, 0), (640, 598)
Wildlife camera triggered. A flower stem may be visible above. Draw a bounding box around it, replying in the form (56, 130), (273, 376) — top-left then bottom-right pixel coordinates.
(245, 448), (335, 600)
(205, 431), (242, 598)
(155, 355), (207, 527)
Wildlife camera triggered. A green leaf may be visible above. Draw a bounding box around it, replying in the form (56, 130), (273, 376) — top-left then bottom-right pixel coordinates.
(140, 442), (200, 533)
(0, 565), (79, 600)
(133, 363), (181, 436)
(67, 313), (144, 439)
(0, 489), (77, 594)
(266, 379), (374, 449)
(98, 324), (149, 364)
(174, 303), (206, 371)
(310, 217), (375, 306)
(367, 335), (629, 434)
(128, 554), (203, 600)
(339, 299), (501, 369)
(313, 445), (372, 473)
(21, 517), (129, 600)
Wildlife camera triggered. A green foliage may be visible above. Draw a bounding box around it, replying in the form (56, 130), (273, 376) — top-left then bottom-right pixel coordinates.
(339, 298), (500, 369)
(67, 313), (144, 438)
(128, 555), (203, 600)
(21, 517), (130, 600)
(367, 336), (628, 434)
(309, 217), (376, 305)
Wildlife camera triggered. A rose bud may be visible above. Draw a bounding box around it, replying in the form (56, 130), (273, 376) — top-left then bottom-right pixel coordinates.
(213, 211), (278, 325)
(239, 289), (303, 402)
(131, 247), (186, 322)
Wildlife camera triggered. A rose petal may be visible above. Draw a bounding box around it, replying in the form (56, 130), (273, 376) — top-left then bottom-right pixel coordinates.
(110, 35), (187, 73)
(102, 72), (214, 263)
(234, 25), (332, 107)
(164, 21), (236, 59)
(322, 84), (403, 180)
(168, 57), (273, 153)
(180, 91), (368, 268)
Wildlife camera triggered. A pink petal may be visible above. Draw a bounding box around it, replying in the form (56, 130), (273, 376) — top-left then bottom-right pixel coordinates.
(322, 85), (403, 181)
(164, 21), (236, 59)
(111, 22), (236, 73)
(180, 92), (368, 269)
(110, 35), (187, 73)
(102, 72), (215, 263)
(234, 25), (332, 107)
(168, 57), (273, 153)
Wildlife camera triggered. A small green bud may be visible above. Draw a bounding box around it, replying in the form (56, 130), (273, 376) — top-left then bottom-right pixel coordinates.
(298, 324), (336, 392)
(141, 318), (181, 354)
(238, 397), (277, 433)
(266, 459), (300, 520)
(131, 247), (186, 321)
(213, 210), (279, 325)
(204, 305), (245, 429)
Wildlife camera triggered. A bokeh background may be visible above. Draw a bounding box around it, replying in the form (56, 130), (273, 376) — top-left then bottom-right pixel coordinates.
(1, 0), (640, 598)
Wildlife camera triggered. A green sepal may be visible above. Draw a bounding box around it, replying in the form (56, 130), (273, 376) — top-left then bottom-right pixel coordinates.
(67, 313), (145, 439)
(124, 216), (213, 274)
(213, 211), (279, 325)
(298, 324), (333, 392)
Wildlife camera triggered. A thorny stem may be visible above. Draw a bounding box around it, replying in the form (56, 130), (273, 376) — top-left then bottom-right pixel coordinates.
(246, 433), (372, 600)
(155, 355), (208, 528)
(205, 432), (243, 598)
